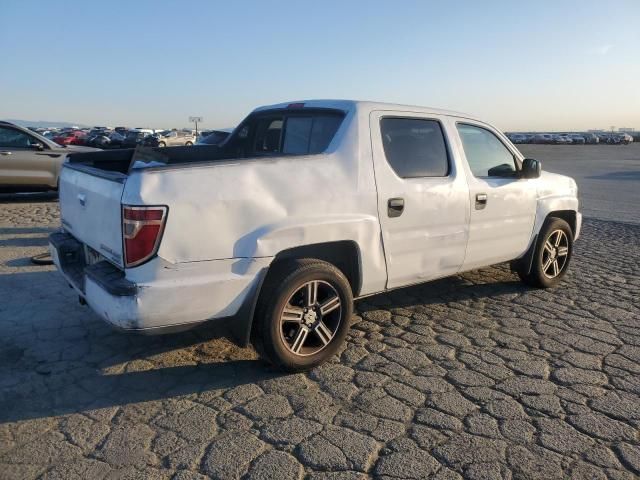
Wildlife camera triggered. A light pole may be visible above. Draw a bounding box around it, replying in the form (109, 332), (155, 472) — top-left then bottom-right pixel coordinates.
(189, 116), (203, 137)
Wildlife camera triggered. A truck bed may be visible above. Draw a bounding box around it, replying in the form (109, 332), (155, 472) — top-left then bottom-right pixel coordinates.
(67, 144), (233, 174)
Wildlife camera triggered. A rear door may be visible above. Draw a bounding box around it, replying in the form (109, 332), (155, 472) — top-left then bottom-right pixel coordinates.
(370, 111), (470, 289)
(59, 165), (126, 266)
(454, 122), (537, 270)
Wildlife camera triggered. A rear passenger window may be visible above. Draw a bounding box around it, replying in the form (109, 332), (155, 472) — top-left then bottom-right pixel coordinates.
(380, 118), (449, 177)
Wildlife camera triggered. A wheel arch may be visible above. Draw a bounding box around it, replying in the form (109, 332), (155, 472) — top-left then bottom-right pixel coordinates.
(546, 210), (577, 237)
(228, 240), (362, 348)
(533, 195), (579, 238)
(514, 207), (577, 277)
(270, 240), (362, 298)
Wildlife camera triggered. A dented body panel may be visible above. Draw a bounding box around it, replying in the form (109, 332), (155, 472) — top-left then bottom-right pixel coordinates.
(85, 257), (272, 331)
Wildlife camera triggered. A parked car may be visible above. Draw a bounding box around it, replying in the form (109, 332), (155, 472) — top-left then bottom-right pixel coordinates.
(134, 128), (156, 136)
(50, 100), (581, 371)
(567, 134), (585, 145)
(618, 133), (633, 145)
(532, 133), (554, 144)
(122, 130), (152, 148)
(85, 128), (111, 147)
(507, 133), (528, 144)
(597, 133), (629, 145)
(90, 131), (123, 149)
(597, 133), (615, 144)
(553, 134), (573, 145)
(43, 130), (60, 140)
(53, 130), (87, 146)
(141, 133), (163, 147)
(144, 130), (196, 147)
(0, 121), (99, 191)
(581, 133), (599, 144)
(107, 131), (127, 148)
(196, 129), (232, 145)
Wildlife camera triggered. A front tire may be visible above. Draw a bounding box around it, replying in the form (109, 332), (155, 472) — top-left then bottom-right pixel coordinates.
(518, 217), (573, 288)
(185, 141), (193, 146)
(158, 141), (166, 147)
(254, 259), (353, 372)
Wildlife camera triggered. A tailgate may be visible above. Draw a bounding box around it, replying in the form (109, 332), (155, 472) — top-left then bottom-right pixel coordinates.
(59, 165), (126, 267)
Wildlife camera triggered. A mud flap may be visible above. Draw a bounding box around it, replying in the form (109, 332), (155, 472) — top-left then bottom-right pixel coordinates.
(510, 234), (538, 276)
(227, 267), (268, 347)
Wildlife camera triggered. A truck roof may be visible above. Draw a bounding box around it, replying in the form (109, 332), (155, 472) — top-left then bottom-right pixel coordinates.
(253, 99), (480, 122)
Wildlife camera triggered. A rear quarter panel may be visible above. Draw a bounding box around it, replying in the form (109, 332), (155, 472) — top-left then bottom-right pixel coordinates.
(122, 108), (388, 295)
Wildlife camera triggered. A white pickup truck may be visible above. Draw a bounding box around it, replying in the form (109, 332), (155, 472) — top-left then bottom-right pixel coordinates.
(50, 100), (581, 371)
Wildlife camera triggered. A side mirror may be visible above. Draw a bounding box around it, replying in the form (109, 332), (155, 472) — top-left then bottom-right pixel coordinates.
(31, 142), (44, 151)
(521, 158), (541, 179)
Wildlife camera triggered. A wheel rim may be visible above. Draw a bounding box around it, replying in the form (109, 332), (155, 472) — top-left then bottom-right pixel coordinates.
(542, 229), (569, 279)
(279, 280), (342, 357)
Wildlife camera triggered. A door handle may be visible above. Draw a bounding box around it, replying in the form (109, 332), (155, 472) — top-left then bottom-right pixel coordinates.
(475, 193), (488, 210)
(0, 151), (12, 156)
(388, 198), (404, 217)
(476, 193), (487, 210)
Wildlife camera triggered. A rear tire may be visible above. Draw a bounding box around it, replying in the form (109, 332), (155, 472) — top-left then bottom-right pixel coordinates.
(158, 142), (166, 147)
(518, 217), (573, 288)
(254, 259), (353, 372)
(185, 141), (193, 146)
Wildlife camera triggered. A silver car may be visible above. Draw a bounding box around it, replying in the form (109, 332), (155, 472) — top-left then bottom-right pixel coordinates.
(0, 121), (99, 191)
(157, 130), (196, 147)
(568, 134), (586, 145)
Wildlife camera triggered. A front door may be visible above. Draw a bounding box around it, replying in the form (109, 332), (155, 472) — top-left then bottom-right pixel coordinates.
(370, 111), (470, 289)
(0, 126), (58, 187)
(454, 122), (537, 271)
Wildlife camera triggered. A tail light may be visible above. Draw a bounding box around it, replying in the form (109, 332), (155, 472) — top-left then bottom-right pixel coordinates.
(122, 205), (168, 267)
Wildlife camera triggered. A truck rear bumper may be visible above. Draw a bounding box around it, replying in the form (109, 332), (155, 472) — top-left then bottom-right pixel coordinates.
(49, 231), (271, 334)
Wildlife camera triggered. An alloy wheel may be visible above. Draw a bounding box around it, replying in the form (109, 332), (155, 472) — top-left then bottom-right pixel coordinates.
(542, 229), (569, 278)
(279, 280), (342, 356)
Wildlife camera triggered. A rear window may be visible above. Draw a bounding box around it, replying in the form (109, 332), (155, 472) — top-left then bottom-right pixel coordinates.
(228, 110), (344, 158)
(283, 115), (344, 155)
(380, 118), (449, 177)
(254, 118), (284, 153)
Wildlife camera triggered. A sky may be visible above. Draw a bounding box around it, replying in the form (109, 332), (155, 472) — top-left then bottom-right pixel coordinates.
(1, 0), (639, 131)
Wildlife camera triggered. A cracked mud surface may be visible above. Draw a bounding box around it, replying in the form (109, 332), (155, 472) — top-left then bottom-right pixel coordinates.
(0, 196), (638, 479)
